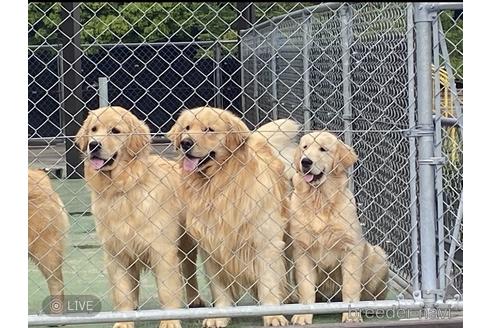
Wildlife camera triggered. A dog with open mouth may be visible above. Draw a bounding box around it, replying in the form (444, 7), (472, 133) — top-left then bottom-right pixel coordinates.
(75, 106), (202, 328)
(168, 107), (300, 327)
(289, 131), (389, 324)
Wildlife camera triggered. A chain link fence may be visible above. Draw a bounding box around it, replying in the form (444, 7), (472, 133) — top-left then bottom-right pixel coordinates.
(432, 8), (463, 301)
(242, 1), (415, 294)
(28, 2), (463, 326)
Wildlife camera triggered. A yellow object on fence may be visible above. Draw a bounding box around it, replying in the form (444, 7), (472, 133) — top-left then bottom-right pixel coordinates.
(432, 65), (460, 165)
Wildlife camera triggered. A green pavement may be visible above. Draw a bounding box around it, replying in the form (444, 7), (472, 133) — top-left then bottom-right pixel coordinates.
(29, 179), (399, 328)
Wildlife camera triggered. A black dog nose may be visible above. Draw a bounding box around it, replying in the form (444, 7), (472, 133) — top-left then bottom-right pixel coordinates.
(180, 138), (194, 151)
(88, 141), (101, 152)
(301, 157), (313, 168)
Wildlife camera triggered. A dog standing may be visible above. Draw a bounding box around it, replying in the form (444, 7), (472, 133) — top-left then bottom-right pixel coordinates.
(76, 106), (200, 328)
(289, 131), (389, 324)
(168, 107), (300, 327)
(28, 168), (69, 309)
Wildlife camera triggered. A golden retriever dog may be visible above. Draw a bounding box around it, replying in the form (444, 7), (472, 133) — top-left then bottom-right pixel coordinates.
(75, 106), (201, 328)
(289, 131), (389, 324)
(168, 107), (300, 327)
(28, 168), (69, 309)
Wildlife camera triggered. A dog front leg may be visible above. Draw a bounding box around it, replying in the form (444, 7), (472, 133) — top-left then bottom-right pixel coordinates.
(202, 256), (233, 328)
(291, 249), (317, 326)
(179, 232), (203, 307)
(153, 249), (184, 328)
(104, 252), (139, 328)
(341, 245), (364, 323)
(256, 239), (289, 326)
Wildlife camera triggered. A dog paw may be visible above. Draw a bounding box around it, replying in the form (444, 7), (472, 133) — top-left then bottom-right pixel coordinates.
(113, 322), (134, 328)
(341, 311), (363, 323)
(159, 320), (181, 328)
(263, 315), (289, 326)
(202, 317), (231, 328)
(188, 297), (206, 308)
(291, 314), (313, 325)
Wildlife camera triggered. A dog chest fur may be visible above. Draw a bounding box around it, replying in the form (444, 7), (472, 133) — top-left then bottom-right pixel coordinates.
(182, 147), (288, 299)
(89, 159), (183, 261)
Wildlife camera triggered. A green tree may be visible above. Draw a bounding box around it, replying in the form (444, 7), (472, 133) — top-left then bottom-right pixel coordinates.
(28, 3), (462, 76)
(28, 2), (308, 45)
(439, 10), (463, 80)
(28, 2), (62, 45)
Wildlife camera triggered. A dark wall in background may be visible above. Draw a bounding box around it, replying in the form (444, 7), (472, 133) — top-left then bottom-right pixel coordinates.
(28, 43), (241, 138)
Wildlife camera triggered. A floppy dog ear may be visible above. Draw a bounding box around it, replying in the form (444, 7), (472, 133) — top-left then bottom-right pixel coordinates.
(334, 140), (358, 175)
(222, 112), (250, 152)
(75, 112), (93, 152)
(167, 112), (186, 150)
(126, 114), (151, 157)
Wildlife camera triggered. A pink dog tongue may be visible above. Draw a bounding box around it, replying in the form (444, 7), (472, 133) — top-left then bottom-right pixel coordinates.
(304, 174), (314, 182)
(183, 157), (200, 172)
(90, 158), (106, 170)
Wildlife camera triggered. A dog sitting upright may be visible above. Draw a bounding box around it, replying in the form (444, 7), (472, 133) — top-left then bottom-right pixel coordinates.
(289, 131), (389, 324)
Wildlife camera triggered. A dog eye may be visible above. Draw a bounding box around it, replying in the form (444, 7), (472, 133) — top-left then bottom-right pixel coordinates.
(203, 127), (215, 132)
(111, 128), (120, 134)
(302, 145), (307, 150)
(320, 147), (327, 152)
(91, 126), (97, 132)
(185, 125), (190, 131)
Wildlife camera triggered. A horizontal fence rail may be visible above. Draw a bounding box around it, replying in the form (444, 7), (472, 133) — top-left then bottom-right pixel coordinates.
(29, 300), (425, 326)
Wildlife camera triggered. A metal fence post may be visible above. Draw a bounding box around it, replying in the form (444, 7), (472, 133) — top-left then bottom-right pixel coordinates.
(271, 26), (278, 120)
(57, 46), (65, 135)
(414, 2), (439, 307)
(340, 4), (354, 191)
(239, 30), (246, 117)
(432, 16), (446, 299)
(302, 12), (312, 131)
(235, 2), (256, 46)
(236, 2), (255, 115)
(60, 2), (84, 179)
(252, 31), (259, 125)
(406, 3), (420, 293)
(98, 77), (109, 107)
(214, 43), (223, 109)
